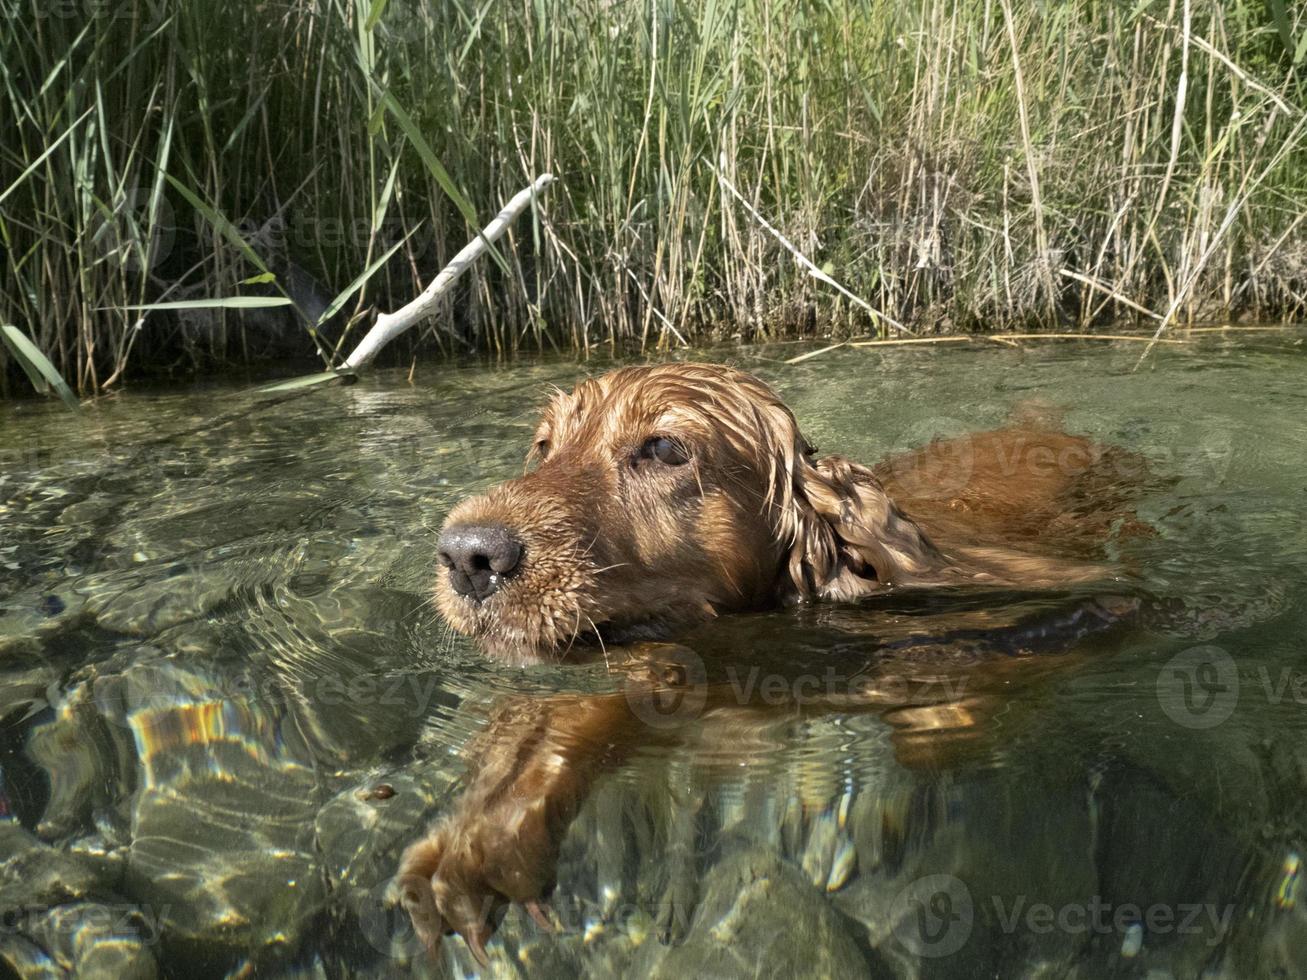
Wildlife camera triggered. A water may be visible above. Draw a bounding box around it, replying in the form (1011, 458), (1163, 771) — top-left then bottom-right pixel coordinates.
(1, 332), (1306, 977)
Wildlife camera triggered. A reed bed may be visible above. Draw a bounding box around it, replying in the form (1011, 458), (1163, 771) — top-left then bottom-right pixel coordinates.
(1, 0), (1305, 392)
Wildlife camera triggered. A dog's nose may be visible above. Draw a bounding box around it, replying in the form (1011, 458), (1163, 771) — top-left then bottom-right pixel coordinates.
(437, 524), (523, 601)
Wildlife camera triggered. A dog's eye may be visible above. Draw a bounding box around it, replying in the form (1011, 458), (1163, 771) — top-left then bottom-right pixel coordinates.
(534, 439), (551, 459)
(640, 436), (689, 466)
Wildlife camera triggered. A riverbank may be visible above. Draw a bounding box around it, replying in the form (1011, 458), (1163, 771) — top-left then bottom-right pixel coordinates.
(2, 0), (1305, 393)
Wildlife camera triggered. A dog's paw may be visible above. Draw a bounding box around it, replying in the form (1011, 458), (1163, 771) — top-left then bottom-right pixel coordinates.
(394, 802), (559, 966)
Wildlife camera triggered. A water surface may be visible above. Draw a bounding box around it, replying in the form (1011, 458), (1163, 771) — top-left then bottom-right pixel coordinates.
(2, 333), (1306, 977)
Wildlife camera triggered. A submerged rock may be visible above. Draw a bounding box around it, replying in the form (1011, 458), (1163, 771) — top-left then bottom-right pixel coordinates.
(0, 822), (109, 909)
(0, 822), (155, 979)
(639, 846), (872, 979)
(26, 692), (121, 840)
(0, 588), (88, 664)
(316, 765), (461, 964)
(0, 663), (57, 724)
(110, 664), (329, 963)
(22, 903), (159, 980)
(0, 933), (63, 980)
(80, 570), (237, 637)
(828, 771), (1098, 979)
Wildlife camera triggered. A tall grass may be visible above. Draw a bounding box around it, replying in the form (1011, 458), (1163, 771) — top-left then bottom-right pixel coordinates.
(2, 0), (1305, 392)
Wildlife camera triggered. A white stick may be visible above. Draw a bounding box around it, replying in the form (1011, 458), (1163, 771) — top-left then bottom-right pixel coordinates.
(343, 174), (554, 370)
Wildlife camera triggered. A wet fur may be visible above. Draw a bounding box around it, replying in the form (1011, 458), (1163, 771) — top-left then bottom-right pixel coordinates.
(402, 362), (1151, 960)
(435, 362), (1140, 665)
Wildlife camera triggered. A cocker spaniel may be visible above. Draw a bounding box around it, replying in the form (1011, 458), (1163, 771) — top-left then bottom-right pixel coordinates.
(434, 361), (1138, 665)
(400, 361), (1148, 963)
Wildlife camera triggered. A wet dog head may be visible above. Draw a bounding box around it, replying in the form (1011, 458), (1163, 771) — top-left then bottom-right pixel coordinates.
(434, 362), (955, 664)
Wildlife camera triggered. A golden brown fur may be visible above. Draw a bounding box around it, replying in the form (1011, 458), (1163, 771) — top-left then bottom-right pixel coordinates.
(435, 362), (1138, 665)
(401, 362), (1152, 963)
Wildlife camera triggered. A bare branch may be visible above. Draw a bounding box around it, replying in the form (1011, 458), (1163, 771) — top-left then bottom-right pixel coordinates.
(344, 174), (555, 370)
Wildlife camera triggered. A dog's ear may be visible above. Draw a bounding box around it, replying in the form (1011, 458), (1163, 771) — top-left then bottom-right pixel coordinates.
(754, 396), (1118, 599)
(778, 450), (953, 601)
(747, 396), (952, 601)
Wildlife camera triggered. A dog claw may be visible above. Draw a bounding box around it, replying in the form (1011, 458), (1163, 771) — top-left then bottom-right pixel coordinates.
(422, 932), (444, 959)
(465, 928), (491, 969)
(525, 899), (554, 931)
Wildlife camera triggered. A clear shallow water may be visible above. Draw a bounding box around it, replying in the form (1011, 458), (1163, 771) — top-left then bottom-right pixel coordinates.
(0, 333), (1306, 977)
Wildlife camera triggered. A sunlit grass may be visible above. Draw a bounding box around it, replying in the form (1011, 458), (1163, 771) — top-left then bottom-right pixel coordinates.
(1, 0), (1305, 393)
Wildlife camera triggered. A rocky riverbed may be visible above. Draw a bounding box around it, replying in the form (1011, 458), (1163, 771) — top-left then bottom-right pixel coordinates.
(4, 344), (1307, 977)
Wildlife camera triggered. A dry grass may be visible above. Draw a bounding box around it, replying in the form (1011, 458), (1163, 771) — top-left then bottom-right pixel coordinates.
(1, 0), (1305, 392)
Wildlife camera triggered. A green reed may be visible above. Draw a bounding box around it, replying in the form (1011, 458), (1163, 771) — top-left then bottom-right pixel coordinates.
(1, 0), (1304, 393)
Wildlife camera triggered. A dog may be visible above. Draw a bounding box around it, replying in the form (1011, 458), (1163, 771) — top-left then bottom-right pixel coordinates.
(433, 362), (1143, 665)
(399, 361), (1151, 962)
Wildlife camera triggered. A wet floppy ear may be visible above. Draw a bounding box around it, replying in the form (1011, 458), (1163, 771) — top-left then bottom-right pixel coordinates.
(780, 452), (951, 601)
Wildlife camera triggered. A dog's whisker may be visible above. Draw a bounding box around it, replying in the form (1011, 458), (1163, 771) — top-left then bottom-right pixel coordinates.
(404, 593), (442, 624)
(584, 615), (610, 670)
(559, 607), (585, 660)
